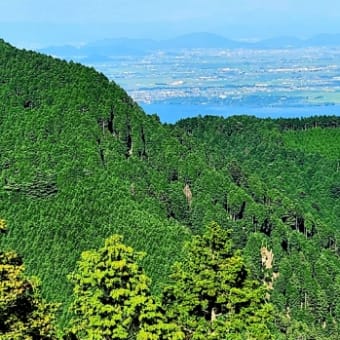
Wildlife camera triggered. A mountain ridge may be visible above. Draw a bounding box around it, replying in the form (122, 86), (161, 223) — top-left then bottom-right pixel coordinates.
(39, 32), (340, 60)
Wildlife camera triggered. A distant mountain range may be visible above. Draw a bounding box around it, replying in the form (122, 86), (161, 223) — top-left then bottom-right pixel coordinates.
(39, 32), (340, 60)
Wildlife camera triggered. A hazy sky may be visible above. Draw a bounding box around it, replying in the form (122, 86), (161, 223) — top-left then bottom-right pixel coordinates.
(1, 0), (340, 48)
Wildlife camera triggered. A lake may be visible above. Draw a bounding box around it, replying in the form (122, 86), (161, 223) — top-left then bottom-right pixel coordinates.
(141, 103), (340, 124)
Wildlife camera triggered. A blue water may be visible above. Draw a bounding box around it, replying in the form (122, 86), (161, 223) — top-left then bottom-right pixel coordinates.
(141, 103), (340, 124)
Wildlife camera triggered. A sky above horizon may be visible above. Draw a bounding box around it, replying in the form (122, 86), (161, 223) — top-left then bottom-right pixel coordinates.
(1, 0), (340, 48)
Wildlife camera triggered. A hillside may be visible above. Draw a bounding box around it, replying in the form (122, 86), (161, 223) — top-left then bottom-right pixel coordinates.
(0, 39), (191, 322)
(0, 40), (339, 337)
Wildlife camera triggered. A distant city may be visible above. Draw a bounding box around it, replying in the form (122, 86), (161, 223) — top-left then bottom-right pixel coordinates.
(40, 33), (340, 121)
(96, 48), (340, 107)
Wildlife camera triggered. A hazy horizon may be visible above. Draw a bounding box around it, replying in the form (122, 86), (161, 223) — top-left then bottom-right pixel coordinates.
(1, 0), (340, 49)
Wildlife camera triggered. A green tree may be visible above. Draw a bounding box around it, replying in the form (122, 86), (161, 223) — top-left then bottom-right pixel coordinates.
(163, 223), (272, 339)
(68, 234), (183, 340)
(0, 219), (58, 339)
(162, 222), (274, 339)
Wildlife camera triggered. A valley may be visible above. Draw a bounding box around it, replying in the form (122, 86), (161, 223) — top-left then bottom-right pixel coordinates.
(0, 39), (339, 339)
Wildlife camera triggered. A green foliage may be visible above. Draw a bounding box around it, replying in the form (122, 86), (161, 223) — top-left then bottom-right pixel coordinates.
(68, 234), (183, 339)
(0, 39), (189, 324)
(0, 39), (339, 338)
(0, 219), (58, 339)
(283, 126), (340, 161)
(162, 222), (274, 339)
(176, 115), (340, 337)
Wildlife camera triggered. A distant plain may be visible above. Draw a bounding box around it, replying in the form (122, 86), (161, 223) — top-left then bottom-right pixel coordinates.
(86, 47), (340, 122)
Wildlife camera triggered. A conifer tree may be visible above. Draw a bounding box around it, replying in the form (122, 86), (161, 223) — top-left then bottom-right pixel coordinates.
(68, 234), (183, 339)
(162, 222), (274, 339)
(0, 219), (58, 339)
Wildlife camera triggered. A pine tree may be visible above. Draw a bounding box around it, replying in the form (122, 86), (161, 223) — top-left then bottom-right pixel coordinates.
(68, 234), (183, 339)
(162, 222), (274, 339)
(0, 219), (58, 339)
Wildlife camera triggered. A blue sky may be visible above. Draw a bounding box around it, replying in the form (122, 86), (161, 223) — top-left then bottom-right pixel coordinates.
(1, 0), (340, 48)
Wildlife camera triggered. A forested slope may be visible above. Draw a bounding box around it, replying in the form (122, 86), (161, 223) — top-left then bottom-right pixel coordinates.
(0, 39), (191, 322)
(0, 39), (339, 338)
(174, 115), (340, 337)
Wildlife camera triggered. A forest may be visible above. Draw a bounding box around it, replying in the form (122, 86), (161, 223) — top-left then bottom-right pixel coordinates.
(0, 39), (339, 339)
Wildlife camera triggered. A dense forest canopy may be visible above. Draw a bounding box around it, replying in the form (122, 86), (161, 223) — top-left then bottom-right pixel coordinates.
(0, 39), (339, 338)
